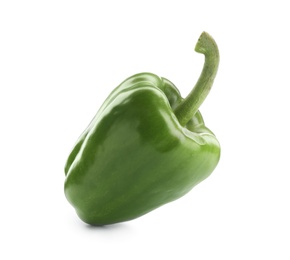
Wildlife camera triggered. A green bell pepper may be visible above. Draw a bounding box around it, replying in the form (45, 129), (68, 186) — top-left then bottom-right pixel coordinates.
(64, 31), (220, 225)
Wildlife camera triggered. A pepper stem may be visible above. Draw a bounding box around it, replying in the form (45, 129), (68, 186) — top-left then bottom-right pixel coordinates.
(174, 32), (219, 126)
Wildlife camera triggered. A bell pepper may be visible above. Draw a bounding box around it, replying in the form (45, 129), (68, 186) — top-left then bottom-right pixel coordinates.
(64, 31), (220, 225)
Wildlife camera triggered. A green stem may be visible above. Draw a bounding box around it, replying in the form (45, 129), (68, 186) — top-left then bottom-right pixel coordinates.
(174, 31), (219, 126)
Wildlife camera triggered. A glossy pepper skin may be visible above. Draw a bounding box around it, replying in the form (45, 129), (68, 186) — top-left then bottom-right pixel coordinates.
(64, 32), (220, 225)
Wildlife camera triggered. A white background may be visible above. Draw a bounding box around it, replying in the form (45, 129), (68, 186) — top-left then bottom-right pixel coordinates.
(1, 0), (289, 259)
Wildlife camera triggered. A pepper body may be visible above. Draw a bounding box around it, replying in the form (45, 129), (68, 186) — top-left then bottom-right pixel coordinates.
(64, 32), (220, 225)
